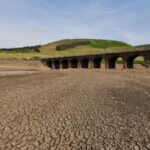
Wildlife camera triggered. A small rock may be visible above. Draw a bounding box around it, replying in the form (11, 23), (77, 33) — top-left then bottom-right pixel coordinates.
(51, 132), (57, 139)
(147, 144), (150, 149)
(134, 146), (139, 150)
(34, 141), (39, 147)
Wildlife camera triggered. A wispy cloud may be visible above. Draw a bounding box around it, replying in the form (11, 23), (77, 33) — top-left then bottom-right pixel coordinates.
(0, 0), (150, 48)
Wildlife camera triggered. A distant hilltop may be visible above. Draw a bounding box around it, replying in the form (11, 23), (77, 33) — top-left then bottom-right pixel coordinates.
(0, 39), (149, 60)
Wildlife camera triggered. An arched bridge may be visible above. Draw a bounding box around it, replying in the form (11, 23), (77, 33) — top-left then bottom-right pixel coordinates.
(42, 50), (150, 69)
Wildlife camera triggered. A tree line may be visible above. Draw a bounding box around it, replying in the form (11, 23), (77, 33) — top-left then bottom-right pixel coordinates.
(0, 45), (41, 53)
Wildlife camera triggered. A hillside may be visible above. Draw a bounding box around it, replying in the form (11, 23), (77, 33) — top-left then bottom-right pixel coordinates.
(0, 39), (148, 60)
(135, 44), (150, 49)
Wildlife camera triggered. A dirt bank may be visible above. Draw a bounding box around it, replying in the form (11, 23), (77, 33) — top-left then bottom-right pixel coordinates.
(0, 60), (48, 71)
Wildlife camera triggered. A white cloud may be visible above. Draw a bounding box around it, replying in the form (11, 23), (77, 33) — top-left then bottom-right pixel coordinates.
(121, 31), (150, 45)
(0, 0), (150, 47)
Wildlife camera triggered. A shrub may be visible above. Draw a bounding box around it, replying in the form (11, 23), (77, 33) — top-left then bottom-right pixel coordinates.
(0, 45), (41, 53)
(90, 40), (129, 49)
(56, 40), (92, 51)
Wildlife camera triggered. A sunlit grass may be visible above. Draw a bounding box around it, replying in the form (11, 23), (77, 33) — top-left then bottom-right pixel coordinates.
(0, 52), (47, 60)
(0, 39), (147, 64)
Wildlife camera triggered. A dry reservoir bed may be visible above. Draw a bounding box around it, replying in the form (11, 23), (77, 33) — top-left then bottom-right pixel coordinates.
(0, 69), (150, 150)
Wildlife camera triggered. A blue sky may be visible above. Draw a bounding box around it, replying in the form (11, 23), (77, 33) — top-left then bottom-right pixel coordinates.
(0, 0), (150, 48)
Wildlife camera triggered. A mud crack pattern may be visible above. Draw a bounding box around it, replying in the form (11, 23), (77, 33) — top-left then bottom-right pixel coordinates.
(0, 70), (150, 150)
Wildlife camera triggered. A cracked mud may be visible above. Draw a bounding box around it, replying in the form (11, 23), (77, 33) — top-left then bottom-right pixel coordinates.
(0, 69), (150, 150)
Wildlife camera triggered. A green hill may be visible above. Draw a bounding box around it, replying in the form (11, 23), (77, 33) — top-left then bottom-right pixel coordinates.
(0, 39), (148, 60)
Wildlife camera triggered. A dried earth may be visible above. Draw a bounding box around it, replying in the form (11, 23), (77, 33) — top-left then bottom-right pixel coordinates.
(0, 68), (150, 150)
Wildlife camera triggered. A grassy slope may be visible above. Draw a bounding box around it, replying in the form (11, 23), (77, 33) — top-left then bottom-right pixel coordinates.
(38, 39), (133, 58)
(0, 39), (147, 62)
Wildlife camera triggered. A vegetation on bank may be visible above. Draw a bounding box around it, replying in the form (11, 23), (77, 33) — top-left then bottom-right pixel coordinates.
(56, 40), (92, 51)
(0, 39), (148, 64)
(0, 45), (41, 53)
(55, 39), (129, 51)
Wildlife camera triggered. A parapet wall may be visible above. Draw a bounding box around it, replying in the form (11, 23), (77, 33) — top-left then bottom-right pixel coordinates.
(42, 50), (150, 69)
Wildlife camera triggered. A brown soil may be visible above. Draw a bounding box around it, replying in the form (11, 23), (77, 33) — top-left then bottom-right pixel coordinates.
(0, 68), (150, 149)
(0, 60), (48, 71)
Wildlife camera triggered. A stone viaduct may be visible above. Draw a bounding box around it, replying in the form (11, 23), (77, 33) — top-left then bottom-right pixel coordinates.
(42, 50), (150, 69)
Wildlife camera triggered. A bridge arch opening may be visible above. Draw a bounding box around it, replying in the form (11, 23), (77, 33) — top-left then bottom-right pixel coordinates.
(81, 58), (89, 68)
(70, 59), (78, 68)
(93, 58), (102, 68)
(126, 55), (144, 68)
(100, 59), (105, 69)
(54, 60), (60, 69)
(115, 57), (123, 69)
(62, 60), (69, 69)
(107, 56), (120, 69)
(134, 56), (144, 67)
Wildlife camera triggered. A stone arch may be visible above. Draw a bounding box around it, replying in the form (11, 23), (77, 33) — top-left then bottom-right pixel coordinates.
(54, 60), (60, 69)
(47, 60), (52, 68)
(62, 59), (69, 69)
(93, 57), (102, 68)
(81, 58), (89, 68)
(126, 56), (135, 68)
(107, 56), (120, 69)
(134, 56), (145, 67)
(126, 55), (145, 68)
(143, 53), (150, 68)
(70, 59), (78, 68)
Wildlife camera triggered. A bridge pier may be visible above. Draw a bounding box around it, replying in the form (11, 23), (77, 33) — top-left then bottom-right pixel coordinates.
(46, 60), (52, 69)
(93, 58), (102, 68)
(61, 60), (69, 69)
(104, 58), (109, 69)
(78, 59), (82, 68)
(123, 58), (128, 69)
(89, 59), (94, 68)
(68, 60), (71, 68)
(53, 60), (60, 69)
(123, 58), (134, 69)
(144, 53), (150, 68)
(51, 60), (54, 69)
(108, 59), (115, 69)
(105, 57), (118, 69)
(70, 59), (78, 68)
(81, 58), (89, 68)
